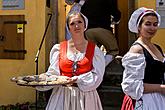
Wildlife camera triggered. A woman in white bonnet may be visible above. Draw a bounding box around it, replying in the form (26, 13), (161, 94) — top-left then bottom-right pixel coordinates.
(37, 11), (105, 110)
(121, 7), (165, 110)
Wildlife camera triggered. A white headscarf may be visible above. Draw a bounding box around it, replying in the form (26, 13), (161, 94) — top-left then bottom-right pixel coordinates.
(65, 0), (75, 5)
(65, 11), (88, 40)
(128, 7), (161, 33)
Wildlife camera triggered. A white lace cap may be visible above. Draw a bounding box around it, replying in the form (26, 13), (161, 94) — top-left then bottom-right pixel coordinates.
(128, 7), (161, 33)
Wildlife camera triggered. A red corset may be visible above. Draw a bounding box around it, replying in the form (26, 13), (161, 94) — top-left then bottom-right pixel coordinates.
(59, 41), (95, 77)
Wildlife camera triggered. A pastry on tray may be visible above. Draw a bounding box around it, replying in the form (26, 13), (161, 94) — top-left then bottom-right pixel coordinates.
(22, 75), (37, 82)
(11, 75), (69, 86)
(17, 79), (28, 85)
(38, 81), (48, 85)
(27, 81), (40, 86)
(11, 76), (24, 82)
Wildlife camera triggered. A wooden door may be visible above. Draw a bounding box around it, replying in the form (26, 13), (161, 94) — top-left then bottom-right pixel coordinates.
(0, 15), (26, 59)
(117, 0), (135, 56)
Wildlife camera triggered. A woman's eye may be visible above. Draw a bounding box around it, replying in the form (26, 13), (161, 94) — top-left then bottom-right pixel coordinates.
(145, 23), (151, 26)
(78, 21), (82, 23)
(70, 20), (83, 26)
(153, 22), (158, 27)
(70, 22), (75, 26)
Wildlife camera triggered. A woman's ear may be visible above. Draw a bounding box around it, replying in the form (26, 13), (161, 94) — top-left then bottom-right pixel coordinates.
(138, 26), (141, 33)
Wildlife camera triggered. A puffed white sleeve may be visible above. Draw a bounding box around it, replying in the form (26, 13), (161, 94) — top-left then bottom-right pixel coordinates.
(46, 44), (60, 76)
(75, 46), (105, 91)
(36, 44), (60, 91)
(121, 52), (146, 100)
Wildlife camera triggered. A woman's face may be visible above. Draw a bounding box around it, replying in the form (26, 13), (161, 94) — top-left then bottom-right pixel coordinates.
(138, 15), (158, 39)
(68, 14), (85, 37)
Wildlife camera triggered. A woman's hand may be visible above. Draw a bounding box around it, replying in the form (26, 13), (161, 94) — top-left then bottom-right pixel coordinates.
(67, 76), (78, 84)
(144, 83), (165, 94)
(57, 76), (71, 83)
(39, 74), (58, 81)
(39, 73), (47, 81)
(160, 84), (165, 94)
(57, 76), (78, 85)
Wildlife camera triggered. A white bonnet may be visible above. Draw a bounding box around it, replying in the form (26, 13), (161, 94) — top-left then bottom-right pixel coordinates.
(128, 7), (161, 33)
(65, 11), (88, 40)
(65, 0), (75, 5)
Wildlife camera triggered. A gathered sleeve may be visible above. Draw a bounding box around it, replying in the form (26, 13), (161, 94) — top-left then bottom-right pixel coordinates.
(121, 52), (146, 100)
(36, 44), (60, 91)
(75, 46), (105, 92)
(46, 44), (61, 76)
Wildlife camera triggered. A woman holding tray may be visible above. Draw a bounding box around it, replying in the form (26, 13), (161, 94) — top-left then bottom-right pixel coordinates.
(36, 11), (105, 110)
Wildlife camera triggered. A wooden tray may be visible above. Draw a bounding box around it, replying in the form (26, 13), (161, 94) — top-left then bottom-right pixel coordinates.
(16, 80), (65, 86)
(11, 76), (69, 87)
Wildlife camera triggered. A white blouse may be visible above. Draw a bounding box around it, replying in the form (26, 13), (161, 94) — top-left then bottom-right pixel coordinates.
(36, 43), (105, 110)
(121, 52), (145, 100)
(121, 52), (165, 110)
(42, 44), (105, 91)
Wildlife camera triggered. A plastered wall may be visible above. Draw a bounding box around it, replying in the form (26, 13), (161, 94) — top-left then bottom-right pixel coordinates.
(137, 0), (165, 52)
(0, 0), (46, 105)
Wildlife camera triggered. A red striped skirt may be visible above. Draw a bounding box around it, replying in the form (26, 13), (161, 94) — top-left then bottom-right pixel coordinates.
(121, 95), (135, 110)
